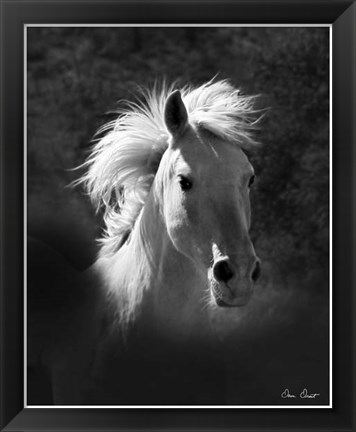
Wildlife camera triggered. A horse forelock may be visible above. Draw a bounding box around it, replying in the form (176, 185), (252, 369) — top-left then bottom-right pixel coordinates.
(79, 79), (261, 257)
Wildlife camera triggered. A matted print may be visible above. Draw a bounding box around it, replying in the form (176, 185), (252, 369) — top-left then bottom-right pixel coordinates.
(26, 26), (331, 407)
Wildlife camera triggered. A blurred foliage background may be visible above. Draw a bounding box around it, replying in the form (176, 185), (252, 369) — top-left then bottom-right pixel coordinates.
(27, 27), (330, 404)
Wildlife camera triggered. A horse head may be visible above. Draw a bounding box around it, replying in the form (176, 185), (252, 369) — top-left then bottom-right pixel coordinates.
(155, 88), (261, 307)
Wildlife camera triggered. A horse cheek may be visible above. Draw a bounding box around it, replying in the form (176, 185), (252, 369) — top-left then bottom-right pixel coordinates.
(178, 203), (207, 263)
(164, 202), (195, 259)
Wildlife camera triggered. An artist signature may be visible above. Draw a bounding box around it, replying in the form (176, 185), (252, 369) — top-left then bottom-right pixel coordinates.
(281, 388), (320, 399)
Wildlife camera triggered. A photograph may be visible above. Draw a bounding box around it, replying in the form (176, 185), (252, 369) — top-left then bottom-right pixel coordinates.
(26, 25), (330, 407)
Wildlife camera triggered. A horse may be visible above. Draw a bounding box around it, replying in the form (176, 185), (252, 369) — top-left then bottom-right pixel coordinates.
(27, 79), (262, 405)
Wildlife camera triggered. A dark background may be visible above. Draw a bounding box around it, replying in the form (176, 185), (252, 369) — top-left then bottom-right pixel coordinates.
(27, 26), (330, 405)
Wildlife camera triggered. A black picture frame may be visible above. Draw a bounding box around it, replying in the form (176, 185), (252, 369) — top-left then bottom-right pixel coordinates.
(1, 1), (355, 431)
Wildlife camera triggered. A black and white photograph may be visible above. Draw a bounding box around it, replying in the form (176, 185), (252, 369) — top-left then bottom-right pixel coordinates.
(26, 26), (331, 407)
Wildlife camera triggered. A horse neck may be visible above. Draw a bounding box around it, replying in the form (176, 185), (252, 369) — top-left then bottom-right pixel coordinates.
(92, 189), (211, 341)
(142, 195), (211, 338)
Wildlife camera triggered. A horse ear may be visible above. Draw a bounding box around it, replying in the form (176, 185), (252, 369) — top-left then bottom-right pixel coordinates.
(164, 90), (188, 137)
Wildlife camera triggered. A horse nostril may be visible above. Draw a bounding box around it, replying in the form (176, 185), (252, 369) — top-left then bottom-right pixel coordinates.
(251, 260), (261, 282)
(213, 260), (234, 284)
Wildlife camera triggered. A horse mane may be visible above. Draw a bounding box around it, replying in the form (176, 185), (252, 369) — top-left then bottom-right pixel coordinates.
(79, 79), (260, 256)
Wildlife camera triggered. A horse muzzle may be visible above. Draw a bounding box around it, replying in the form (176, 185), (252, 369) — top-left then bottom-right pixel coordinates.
(211, 281), (253, 307)
(210, 257), (261, 307)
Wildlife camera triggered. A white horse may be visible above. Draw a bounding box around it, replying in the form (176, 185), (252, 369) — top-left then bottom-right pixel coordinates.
(27, 79), (261, 405)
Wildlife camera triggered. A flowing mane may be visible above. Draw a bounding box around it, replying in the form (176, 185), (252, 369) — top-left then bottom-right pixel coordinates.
(79, 79), (260, 256)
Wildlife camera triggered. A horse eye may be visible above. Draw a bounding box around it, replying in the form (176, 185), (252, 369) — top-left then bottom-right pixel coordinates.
(248, 175), (255, 188)
(178, 175), (193, 191)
